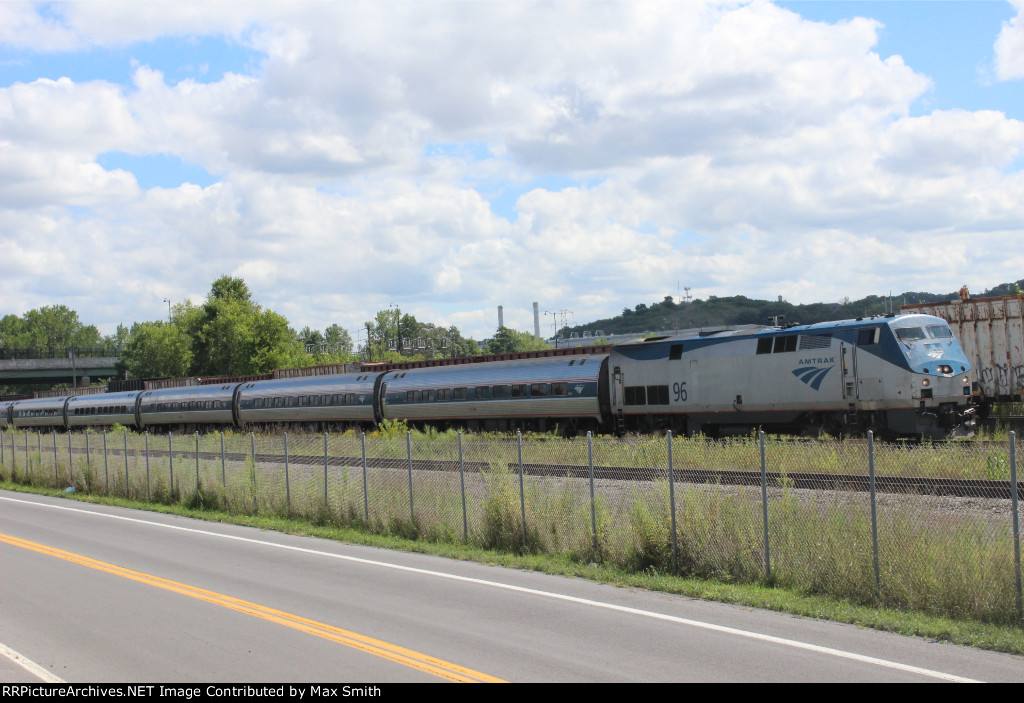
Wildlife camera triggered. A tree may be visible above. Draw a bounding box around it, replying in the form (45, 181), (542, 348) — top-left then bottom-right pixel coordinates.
(485, 327), (551, 354)
(176, 276), (307, 376)
(121, 322), (193, 379)
(0, 305), (100, 349)
(117, 276), (307, 379)
(323, 324), (353, 355)
(362, 310), (476, 361)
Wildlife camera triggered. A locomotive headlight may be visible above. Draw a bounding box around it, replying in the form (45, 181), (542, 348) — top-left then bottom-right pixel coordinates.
(963, 377), (969, 384)
(921, 378), (930, 387)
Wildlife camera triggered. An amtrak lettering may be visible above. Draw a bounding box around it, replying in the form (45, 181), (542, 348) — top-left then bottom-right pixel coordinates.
(798, 357), (835, 365)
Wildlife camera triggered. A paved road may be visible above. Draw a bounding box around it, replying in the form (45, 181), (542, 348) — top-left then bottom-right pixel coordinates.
(1, 489), (1021, 682)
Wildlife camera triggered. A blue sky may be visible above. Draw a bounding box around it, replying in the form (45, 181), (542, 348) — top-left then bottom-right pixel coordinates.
(780, 1), (1020, 117)
(1, 1), (1022, 343)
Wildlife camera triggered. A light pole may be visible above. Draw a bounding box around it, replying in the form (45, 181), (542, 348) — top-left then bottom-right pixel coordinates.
(163, 298), (172, 323)
(389, 304), (401, 354)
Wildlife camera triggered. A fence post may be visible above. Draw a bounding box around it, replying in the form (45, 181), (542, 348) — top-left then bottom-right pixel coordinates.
(1, 427), (4, 470)
(195, 431), (200, 497)
(283, 432), (290, 512)
(24, 430), (28, 474)
(361, 432), (369, 523)
(168, 432), (174, 495)
(324, 431), (329, 513)
(406, 430), (414, 524)
(84, 431), (90, 477)
(123, 430), (129, 498)
(67, 431), (72, 481)
(52, 431), (57, 486)
(220, 432), (226, 489)
(250, 432), (257, 513)
(1011, 431), (1021, 622)
(668, 431), (679, 571)
(588, 431), (598, 559)
(517, 430), (527, 549)
(760, 430), (771, 581)
(868, 430), (880, 595)
(145, 430), (151, 500)
(459, 431), (468, 543)
(103, 430), (108, 493)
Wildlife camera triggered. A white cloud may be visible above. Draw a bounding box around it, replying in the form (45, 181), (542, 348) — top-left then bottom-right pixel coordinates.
(995, 0), (1024, 80)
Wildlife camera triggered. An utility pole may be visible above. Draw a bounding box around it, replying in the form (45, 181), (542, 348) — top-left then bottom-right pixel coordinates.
(389, 304), (401, 354)
(163, 298), (172, 323)
(544, 309), (573, 347)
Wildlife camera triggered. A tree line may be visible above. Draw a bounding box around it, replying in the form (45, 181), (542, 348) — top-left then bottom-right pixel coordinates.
(561, 279), (1024, 338)
(1, 276), (555, 391)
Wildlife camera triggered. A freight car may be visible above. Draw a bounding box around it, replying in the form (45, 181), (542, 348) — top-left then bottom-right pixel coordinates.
(4, 314), (977, 440)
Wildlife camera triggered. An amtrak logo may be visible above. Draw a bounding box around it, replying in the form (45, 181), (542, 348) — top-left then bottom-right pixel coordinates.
(574, 385), (584, 394)
(792, 365), (834, 391)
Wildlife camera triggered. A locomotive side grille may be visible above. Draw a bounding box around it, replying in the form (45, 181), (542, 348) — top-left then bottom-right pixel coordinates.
(799, 334), (832, 350)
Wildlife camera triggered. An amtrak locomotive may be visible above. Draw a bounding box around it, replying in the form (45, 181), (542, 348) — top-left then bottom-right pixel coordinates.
(1, 313), (976, 440)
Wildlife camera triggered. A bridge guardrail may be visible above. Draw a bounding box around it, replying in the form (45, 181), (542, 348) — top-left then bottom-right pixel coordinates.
(0, 346), (122, 360)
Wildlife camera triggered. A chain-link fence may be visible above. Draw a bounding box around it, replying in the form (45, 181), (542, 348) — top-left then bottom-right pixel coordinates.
(1, 427), (1021, 626)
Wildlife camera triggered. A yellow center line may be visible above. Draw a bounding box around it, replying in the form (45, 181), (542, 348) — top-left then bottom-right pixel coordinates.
(0, 532), (506, 683)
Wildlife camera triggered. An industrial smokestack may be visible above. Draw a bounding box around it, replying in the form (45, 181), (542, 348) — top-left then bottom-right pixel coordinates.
(533, 302), (540, 338)
(498, 305), (504, 329)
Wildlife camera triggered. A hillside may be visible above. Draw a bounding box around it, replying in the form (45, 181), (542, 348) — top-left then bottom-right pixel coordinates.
(561, 279), (1024, 338)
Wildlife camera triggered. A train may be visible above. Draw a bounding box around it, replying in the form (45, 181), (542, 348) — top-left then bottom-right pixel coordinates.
(0, 312), (978, 440)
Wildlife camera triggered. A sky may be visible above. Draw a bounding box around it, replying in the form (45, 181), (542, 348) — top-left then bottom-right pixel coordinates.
(1, 1), (1022, 345)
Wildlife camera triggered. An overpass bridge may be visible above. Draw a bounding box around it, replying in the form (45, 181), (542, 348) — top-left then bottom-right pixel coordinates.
(0, 346), (121, 386)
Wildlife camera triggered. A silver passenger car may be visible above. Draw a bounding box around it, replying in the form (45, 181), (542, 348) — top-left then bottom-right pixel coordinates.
(66, 391), (142, 429)
(380, 355), (608, 427)
(138, 384), (237, 428)
(10, 396), (69, 429)
(235, 373), (377, 425)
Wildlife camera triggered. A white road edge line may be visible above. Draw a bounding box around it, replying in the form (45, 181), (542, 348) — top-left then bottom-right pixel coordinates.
(0, 494), (981, 683)
(0, 641), (65, 683)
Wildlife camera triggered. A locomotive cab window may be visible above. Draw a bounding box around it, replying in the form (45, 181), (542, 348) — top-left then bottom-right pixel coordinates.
(895, 326), (926, 342)
(926, 325), (953, 339)
(857, 328), (879, 345)
(756, 338), (773, 354)
(669, 344), (683, 360)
